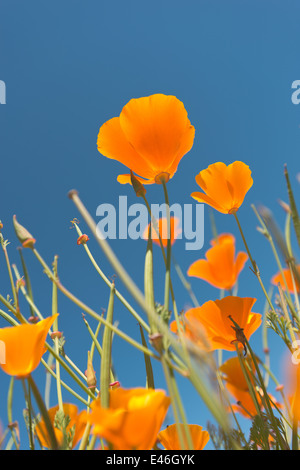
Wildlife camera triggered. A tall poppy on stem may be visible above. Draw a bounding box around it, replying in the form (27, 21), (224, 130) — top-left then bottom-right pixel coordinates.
(187, 233), (248, 290)
(97, 94), (195, 185)
(191, 161), (253, 214)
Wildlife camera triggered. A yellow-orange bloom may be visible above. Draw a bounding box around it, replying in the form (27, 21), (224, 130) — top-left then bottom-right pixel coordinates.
(143, 217), (182, 248)
(271, 265), (300, 293)
(35, 404), (87, 449)
(0, 315), (58, 378)
(97, 94), (195, 185)
(87, 387), (171, 450)
(191, 161), (253, 214)
(157, 424), (210, 450)
(220, 357), (282, 418)
(170, 296), (261, 352)
(187, 233), (248, 290)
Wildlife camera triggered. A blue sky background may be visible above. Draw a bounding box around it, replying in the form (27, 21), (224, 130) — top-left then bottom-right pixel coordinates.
(1, 0), (300, 450)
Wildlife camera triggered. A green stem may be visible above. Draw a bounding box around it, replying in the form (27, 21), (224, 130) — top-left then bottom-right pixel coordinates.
(74, 222), (150, 333)
(52, 256), (64, 413)
(100, 285), (115, 408)
(27, 374), (59, 450)
(162, 180), (172, 318)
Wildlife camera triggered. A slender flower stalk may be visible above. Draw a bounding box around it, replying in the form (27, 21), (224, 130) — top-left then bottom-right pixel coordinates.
(73, 222), (150, 333)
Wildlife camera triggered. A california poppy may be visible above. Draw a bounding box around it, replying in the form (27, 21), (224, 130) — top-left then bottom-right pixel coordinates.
(143, 217), (182, 248)
(220, 357), (282, 418)
(187, 233), (248, 290)
(87, 387), (171, 450)
(271, 265), (300, 293)
(170, 296), (261, 352)
(97, 94), (195, 185)
(35, 403), (87, 449)
(0, 315), (58, 378)
(157, 424), (210, 450)
(191, 161), (253, 214)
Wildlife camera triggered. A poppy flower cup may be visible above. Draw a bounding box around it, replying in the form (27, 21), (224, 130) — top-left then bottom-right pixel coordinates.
(97, 94), (195, 185)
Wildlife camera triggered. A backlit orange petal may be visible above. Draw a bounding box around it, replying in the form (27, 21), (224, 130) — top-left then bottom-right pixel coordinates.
(88, 387), (171, 450)
(0, 315), (58, 377)
(271, 266), (300, 293)
(226, 161), (253, 207)
(181, 297), (261, 352)
(158, 424), (210, 450)
(191, 161), (253, 213)
(190, 191), (227, 213)
(117, 174), (155, 185)
(119, 94), (194, 173)
(97, 117), (154, 179)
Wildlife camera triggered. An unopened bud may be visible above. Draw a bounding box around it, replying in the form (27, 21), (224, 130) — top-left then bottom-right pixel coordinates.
(77, 234), (89, 245)
(149, 332), (163, 353)
(50, 331), (62, 340)
(28, 316), (39, 324)
(130, 170), (146, 197)
(13, 215), (36, 249)
(85, 351), (97, 390)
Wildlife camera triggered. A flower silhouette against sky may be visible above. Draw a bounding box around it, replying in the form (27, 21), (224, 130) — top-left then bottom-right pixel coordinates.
(97, 94), (195, 185)
(191, 161), (253, 214)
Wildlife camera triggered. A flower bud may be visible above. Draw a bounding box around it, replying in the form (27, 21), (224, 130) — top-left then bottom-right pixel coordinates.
(130, 170), (146, 197)
(77, 234), (89, 245)
(13, 215), (36, 249)
(85, 351), (97, 390)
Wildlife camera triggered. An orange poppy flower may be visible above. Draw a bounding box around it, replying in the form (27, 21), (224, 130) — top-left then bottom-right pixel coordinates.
(157, 424), (210, 450)
(220, 357), (282, 419)
(170, 296), (261, 352)
(143, 217), (182, 248)
(187, 233), (248, 290)
(87, 387), (171, 450)
(271, 265), (300, 293)
(191, 161), (253, 214)
(35, 403), (87, 449)
(97, 94), (195, 185)
(0, 315), (58, 378)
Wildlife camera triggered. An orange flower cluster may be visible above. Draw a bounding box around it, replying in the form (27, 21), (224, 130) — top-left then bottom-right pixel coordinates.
(3, 93), (295, 450)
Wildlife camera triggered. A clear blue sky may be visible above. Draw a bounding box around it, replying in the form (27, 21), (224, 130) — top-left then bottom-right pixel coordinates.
(1, 0), (300, 450)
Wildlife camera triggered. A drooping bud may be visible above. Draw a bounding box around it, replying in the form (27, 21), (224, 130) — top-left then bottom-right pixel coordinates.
(85, 351), (97, 390)
(130, 170), (146, 197)
(77, 234), (89, 245)
(0, 221), (3, 231)
(13, 215), (36, 249)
